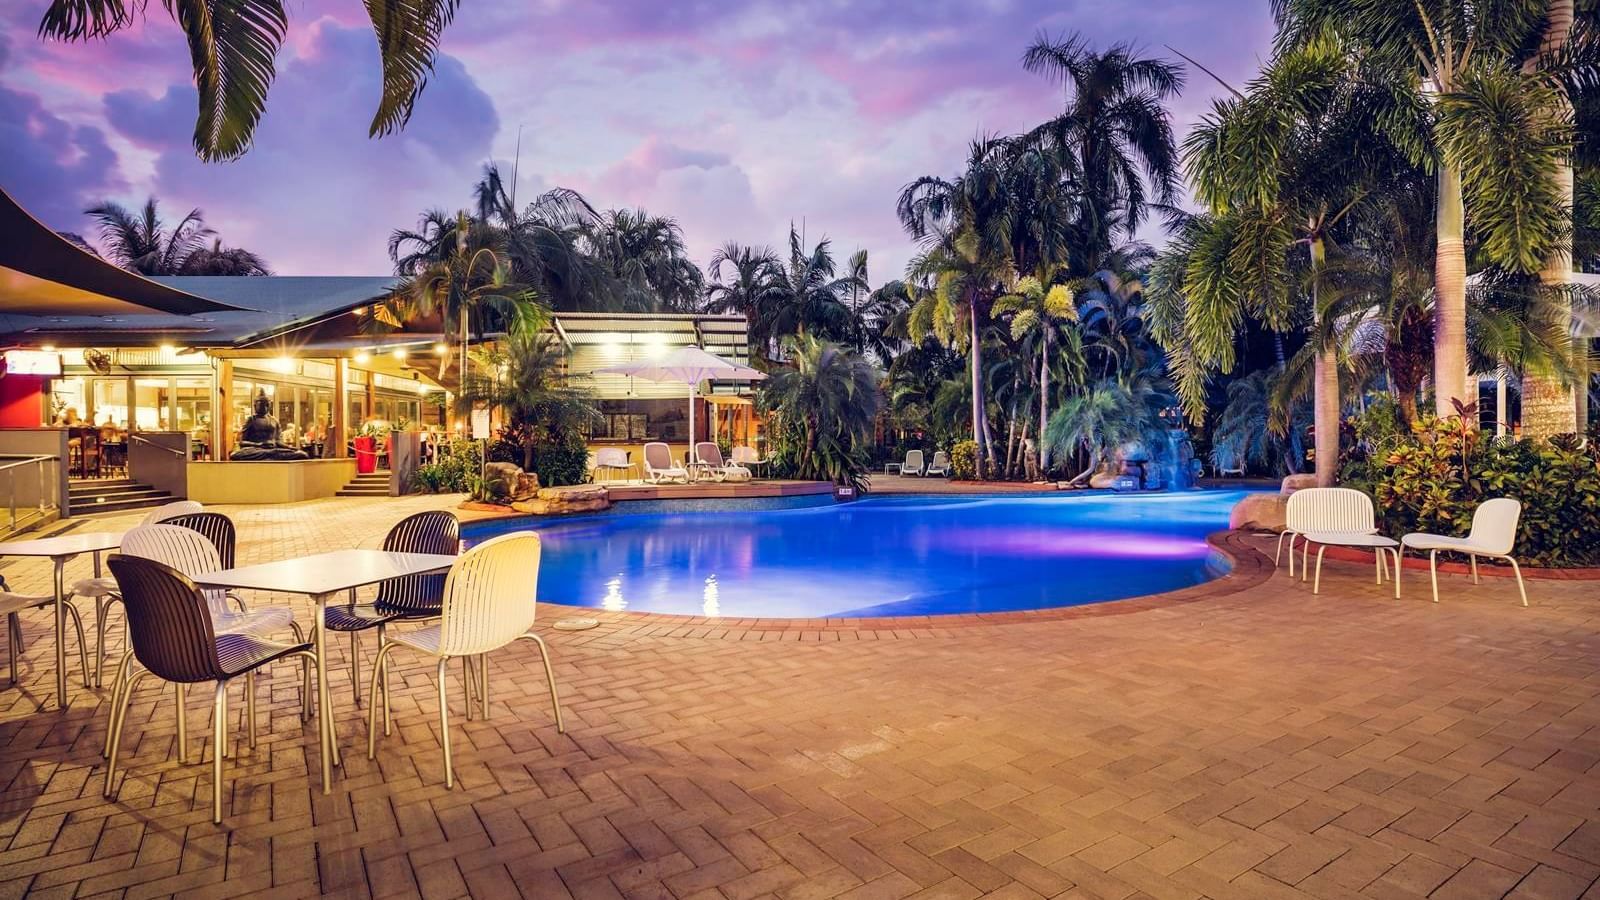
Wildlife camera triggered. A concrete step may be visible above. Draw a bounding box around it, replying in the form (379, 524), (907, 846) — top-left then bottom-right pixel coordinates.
(71, 490), (174, 516)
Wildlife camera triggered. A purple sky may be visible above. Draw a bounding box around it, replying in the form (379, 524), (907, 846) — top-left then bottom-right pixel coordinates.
(0, 1), (1275, 282)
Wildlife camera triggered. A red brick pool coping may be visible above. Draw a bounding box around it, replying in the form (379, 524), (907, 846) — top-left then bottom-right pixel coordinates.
(542, 529), (1275, 641)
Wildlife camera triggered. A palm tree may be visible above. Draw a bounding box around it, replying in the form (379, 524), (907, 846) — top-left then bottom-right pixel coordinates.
(179, 238), (271, 275)
(1274, 0), (1572, 426)
(39, 0), (466, 161)
(760, 335), (884, 490)
(1022, 33), (1185, 270)
(857, 280), (912, 366)
(992, 276), (1079, 472)
(381, 211), (544, 382)
(1211, 370), (1310, 475)
(760, 226), (854, 344)
(456, 331), (597, 473)
(843, 248), (870, 350)
(585, 209), (704, 311)
(1044, 377), (1170, 485)
(898, 137), (1022, 475)
(472, 165), (602, 311)
(705, 242), (781, 355)
(84, 198), (214, 275)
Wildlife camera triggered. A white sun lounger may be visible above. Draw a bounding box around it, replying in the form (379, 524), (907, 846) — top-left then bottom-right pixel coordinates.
(643, 442), (688, 484)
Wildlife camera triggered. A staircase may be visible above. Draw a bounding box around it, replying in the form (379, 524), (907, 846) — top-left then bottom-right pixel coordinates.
(336, 471), (391, 497)
(69, 478), (177, 516)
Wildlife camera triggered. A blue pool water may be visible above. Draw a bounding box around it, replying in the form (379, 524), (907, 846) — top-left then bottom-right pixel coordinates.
(463, 489), (1254, 619)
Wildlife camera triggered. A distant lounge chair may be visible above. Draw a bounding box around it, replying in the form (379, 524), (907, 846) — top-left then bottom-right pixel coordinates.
(643, 442), (688, 484)
(926, 451), (951, 478)
(1402, 498), (1527, 606)
(695, 442), (752, 482)
(901, 450), (925, 477)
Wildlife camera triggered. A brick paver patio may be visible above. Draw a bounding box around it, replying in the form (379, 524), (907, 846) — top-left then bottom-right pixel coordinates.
(1, 495), (1597, 899)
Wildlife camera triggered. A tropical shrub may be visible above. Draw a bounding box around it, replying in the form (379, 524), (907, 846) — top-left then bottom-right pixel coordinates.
(1342, 414), (1600, 567)
(411, 439), (482, 496)
(761, 336), (884, 491)
(950, 440), (978, 480)
(531, 429), (590, 487)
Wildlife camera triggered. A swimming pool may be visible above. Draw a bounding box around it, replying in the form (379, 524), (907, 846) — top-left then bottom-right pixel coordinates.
(464, 489), (1254, 619)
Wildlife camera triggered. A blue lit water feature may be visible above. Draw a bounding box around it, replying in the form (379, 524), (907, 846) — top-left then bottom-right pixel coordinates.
(463, 489), (1258, 619)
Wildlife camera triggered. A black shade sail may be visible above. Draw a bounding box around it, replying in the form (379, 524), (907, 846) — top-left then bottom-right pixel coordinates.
(0, 188), (247, 316)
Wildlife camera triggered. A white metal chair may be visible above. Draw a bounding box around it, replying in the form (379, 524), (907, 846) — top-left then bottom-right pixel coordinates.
(140, 500), (205, 526)
(106, 525), (306, 761)
(1401, 498), (1528, 606)
(901, 450), (926, 477)
(926, 451), (951, 478)
(1276, 487), (1377, 577)
(592, 447), (632, 482)
(642, 442), (688, 484)
(366, 531), (563, 787)
(2, 581), (89, 696)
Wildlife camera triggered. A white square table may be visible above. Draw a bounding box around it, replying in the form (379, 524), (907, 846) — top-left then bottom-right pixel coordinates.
(194, 548), (457, 792)
(0, 531), (123, 709)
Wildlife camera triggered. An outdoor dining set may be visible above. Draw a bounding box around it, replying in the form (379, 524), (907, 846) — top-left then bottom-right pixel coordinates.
(0, 503), (562, 823)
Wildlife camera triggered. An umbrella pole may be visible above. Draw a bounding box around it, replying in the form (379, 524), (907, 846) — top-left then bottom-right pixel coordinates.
(687, 382), (696, 466)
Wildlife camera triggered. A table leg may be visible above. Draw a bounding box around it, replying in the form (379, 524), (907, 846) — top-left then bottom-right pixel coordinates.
(52, 556), (67, 709)
(312, 592), (335, 792)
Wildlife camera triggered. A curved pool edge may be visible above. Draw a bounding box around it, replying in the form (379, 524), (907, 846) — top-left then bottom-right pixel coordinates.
(533, 529), (1274, 640)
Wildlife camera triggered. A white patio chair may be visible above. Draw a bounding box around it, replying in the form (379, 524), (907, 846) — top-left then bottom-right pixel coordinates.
(366, 531), (563, 787)
(1401, 498), (1527, 606)
(642, 442), (688, 484)
(901, 450), (925, 477)
(731, 446), (766, 476)
(696, 443), (751, 482)
(106, 525), (306, 761)
(926, 451), (952, 478)
(140, 500), (204, 526)
(1276, 487), (1377, 578)
(592, 447), (632, 482)
(2, 582), (89, 697)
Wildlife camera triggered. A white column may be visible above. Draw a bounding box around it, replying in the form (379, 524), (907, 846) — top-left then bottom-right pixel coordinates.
(1496, 375), (1508, 438)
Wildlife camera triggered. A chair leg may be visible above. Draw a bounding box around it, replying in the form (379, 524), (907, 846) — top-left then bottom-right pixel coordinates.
(1302, 540), (1311, 582)
(105, 670), (150, 799)
(61, 601), (90, 689)
(462, 657), (475, 722)
(212, 681), (227, 824)
(519, 633), (565, 733)
(176, 683), (190, 764)
(102, 650), (135, 758)
(1374, 549), (1383, 585)
(94, 597), (109, 689)
(300, 626), (315, 723)
(350, 631), (361, 708)
(1313, 545), (1327, 595)
(1429, 551), (1440, 603)
(437, 657), (454, 788)
(1390, 549), (1401, 599)
(1470, 555), (1479, 584)
(6, 612), (16, 686)
(366, 642), (400, 760)
(1505, 557), (1529, 607)
(245, 672), (257, 750)
(480, 653), (489, 720)
(377, 624), (391, 736)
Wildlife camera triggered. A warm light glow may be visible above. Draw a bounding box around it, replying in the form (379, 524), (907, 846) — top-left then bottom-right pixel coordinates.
(40, 344), (54, 353)
(272, 356), (295, 374)
(391, 348), (406, 360)
(354, 351), (370, 364)
(159, 344), (176, 355)
(433, 343), (448, 355)
(352, 306), (367, 316)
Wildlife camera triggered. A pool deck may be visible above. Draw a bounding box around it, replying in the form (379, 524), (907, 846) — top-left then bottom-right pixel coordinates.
(2, 493), (1599, 899)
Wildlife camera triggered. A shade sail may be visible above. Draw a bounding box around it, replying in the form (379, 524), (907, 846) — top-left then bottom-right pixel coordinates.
(0, 188), (246, 316)
(594, 346), (765, 464)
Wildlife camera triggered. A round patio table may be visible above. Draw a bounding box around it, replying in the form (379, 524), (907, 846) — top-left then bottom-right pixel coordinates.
(0, 531), (123, 708)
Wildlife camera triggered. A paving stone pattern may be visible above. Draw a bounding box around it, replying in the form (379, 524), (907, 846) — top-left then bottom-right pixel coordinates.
(0, 495), (1596, 899)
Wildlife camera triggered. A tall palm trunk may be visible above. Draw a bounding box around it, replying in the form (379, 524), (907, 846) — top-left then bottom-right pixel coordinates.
(1311, 237), (1340, 486)
(1434, 165), (1471, 422)
(1038, 328), (1051, 473)
(968, 301), (989, 477)
(1521, 0), (1578, 439)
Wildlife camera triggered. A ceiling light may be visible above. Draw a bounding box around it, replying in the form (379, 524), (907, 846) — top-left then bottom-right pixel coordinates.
(391, 348), (406, 360)
(354, 351), (370, 364)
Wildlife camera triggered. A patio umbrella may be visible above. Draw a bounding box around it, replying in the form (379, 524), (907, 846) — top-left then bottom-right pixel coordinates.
(594, 346), (766, 463)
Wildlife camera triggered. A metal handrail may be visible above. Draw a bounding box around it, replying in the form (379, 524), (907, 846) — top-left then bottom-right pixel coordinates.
(0, 454), (57, 534)
(0, 453), (56, 471)
(128, 433), (187, 457)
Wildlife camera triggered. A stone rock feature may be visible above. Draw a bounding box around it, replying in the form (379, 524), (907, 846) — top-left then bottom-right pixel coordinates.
(1231, 492), (1288, 532)
(512, 485), (610, 516)
(1280, 474), (1318, 495)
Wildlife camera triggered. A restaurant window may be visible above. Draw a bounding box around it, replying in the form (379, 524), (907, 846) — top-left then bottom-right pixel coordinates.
(589, 399), (690, 442)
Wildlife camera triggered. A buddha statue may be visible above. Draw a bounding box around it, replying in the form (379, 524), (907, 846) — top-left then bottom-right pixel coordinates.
(231, 389), (309, 461)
